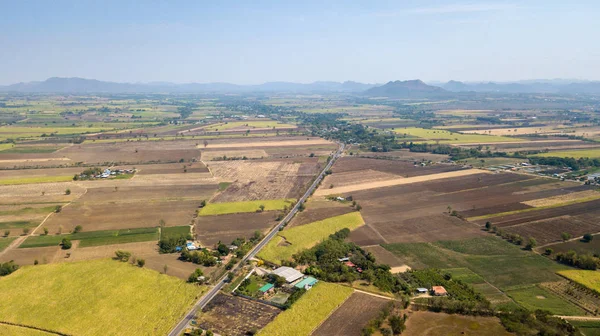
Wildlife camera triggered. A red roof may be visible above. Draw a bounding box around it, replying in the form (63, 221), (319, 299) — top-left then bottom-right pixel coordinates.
(344, 261), (355, 267)
(432, 286), (447, 295)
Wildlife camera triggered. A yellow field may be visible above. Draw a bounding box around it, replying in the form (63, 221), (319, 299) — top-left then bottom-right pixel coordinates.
(0, 175), (73, 185)
(199, 199), (295, 216)
(533, 148), (600, 159)
(257, 282), (353, 336)
(522, 190), (600, 207)
(258, 212), (364, 263)
(0, 259), (204, 335)
(460, 126), (563, 136)
(558, 270), (600, 293)
(0, 324), (51, 336)
(394, 127), (523, 144)
(204, 120), (296, 131)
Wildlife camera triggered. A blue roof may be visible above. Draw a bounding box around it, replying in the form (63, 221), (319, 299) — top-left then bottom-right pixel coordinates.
(259, 283), (274, 292)
(295, 277), (318, 289)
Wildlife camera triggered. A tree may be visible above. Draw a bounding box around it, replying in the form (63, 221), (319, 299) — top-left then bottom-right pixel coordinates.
(0, 261), (19, 276)
(114, 250), (131, 262)
(561, 232), (572, 242)
(259, 204), (265, 212)
(43, 227), (49, 235)
(545, 248), (553, 255)
(65, 189), (71, 195)
(73, 225), (82, 233)
(583, 233), (593, 242)
(54, 205), (62, 213)
(3, 230), (9, 237)
(525, 237), (537, 250)
(61, 237), (72, 250)
(227, 272), (235, 282)
(22, 228), (29, 235)
(217, 243), (230, 256)
(389, 315), (405, 335)
(188, 268), (204, 283)
(137, 259), (145, 267)
(200, 200), (207, 208)
(356, 204), (362, 211)
(485, 222), (491, 231)
(203, 140), (208, 148)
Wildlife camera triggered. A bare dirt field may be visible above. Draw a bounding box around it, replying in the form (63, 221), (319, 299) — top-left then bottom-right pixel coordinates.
(321, 169), (400, 189)
(0, 245), (61, 265)
(403, 311), (511, 336)
(42, 199), (202, 233)
(288, 204), (355, 228)
(75, 184), (216, 203)
(316, 169), (486, 196)
(356, 149), (450, 162)
(363, 245), (407, 267)
(65, 241), (158, 262)
(0, 182), (86, 204)
(332, 157), (462, 176)
(200, 138), (332, 149)
(0, 167), (82, 179)
(501, 215), (600, 246)
(142, 252), (210, 280)
(200, 149), (268, 161)
(59, 141), (201, 164)
(195, 212), (278, 247)
(208, 159), (319, 202)
(134, 162), (209, 174)
(198, 293), (281, 336)
(313, 292), (390, 336)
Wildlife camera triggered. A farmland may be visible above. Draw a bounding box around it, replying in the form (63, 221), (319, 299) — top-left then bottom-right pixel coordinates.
(257, 282), (353, 336)
(558, 270), (600, 293)
(403, 311), (512, 336)
(393, 127), (523, 144)
(258, 212), (365, 263)
(199, 199), (295, 216)
(534, 148), (600, 158)
(0, 259), (204, 335)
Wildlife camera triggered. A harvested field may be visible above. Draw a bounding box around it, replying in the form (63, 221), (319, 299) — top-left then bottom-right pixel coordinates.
(201, 149), (268, 161)
(363, 245), (406, 267)
(356, 149), (450, 161)
(543, 234), (600, 255)
(199, 199), (294, 216)
(196, 212), (277, 247)
(200, 139), (332, 149)
(42, 199), (202, 233)
(0, 245), (61, 265)
(59, 141), (201, 164)
(0, 259), (203, 336)
(523, 190), (600, 207)
(287, 203), (355, 227)
(321, 169), (400, 188)
(134, 162), (209, 174)
(0, 182), (86, 204)
(313, 292), (390, 336)
(0, 324), (52, 336)
(502, 215), (600, 245)
(65, 241), (157, 262)
(142, 252), (210, 281)
(331, 157), (462, 176)
(76, 184), (216, 203)
(198, 293), (281, 336)
(315, 169), (486, 196)
(403, 311), (511, 336)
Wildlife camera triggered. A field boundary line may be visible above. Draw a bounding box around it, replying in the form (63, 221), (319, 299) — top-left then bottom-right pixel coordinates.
(0, 321), (69, 336)
(352, 288), (396, 301)
(308, 290), (354, 336)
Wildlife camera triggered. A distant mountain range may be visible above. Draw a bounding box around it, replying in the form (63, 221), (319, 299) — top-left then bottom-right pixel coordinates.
(0, 77), (376, 94)
(1, 77), (600, 95)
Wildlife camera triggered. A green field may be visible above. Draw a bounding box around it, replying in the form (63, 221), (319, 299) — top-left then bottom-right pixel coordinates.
(533, 148), (600, 159)
(570, 320), (600, 336)
(257, 282), (353, 336)
(161, 225), (190, 238)
(0, 220), (39, 229)
(558, 270), (600, 293)
(505, 285), (586, 315)
(20, 227), (159, 248)
(0, 259), (204, 335)
(0, 146), (62, 153)
(384, 237), (567, 290)
(199, 199), (295, 216)
(0, 205), (59, 217)
(257, 212), (364, 263)
(393, 127), (523, 144)
(0, 175), (73, 185)
(0, 237), (16, 252)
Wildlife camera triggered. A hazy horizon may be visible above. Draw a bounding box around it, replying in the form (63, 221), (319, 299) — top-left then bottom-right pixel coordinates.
(2, 0), (600, 85)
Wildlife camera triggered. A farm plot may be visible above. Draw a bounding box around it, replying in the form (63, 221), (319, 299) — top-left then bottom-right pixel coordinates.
(60, 141), (201, 164)
(287, 199), (355, 227)
(199, 199), (295, 216)
(76, 184), (216, 203)
(543, 234), (600, 255)
(331, 157), (462, 176)
(313, 292), (390, 336)
(257, 282), (353, 336)
(200, 138), (331, 149)
(197, 293), (281, 336)
(498, 216), (600, 245)
(0, 324), (52, 336)
(355, 149), (450, 162)
(505, 285), (586, 316)
(19, 227), (159, 248)
(403, 311), (511, 336)
(0, 182), (86, 205)
(0, 245), (61, 265)
(393, 127), (523, 144)
(201, 149), (268, 161)
(558, 270), (600, 293)
(134, 162), (209, 174)
(321, 169), (400, 188)
(522, 190), (600, 207)
(196, 212), (277, 247)
(0, 259), (204, 336)
(534, 148), (600, 159)
(541, 281), (600, 314)
(258, 212), (364, 264)
(42, 199), (202, 233)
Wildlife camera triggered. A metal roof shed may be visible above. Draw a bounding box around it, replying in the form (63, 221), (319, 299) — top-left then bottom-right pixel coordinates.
(271, 266), (304, 283)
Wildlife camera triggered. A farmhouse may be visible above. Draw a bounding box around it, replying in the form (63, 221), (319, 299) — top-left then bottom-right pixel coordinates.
(259, 283), (275, 295)
(432, 286), (448, 296)
(416, 287), (428, 294)
(294, 276), (318, 290)
(271, 266), (304, 283)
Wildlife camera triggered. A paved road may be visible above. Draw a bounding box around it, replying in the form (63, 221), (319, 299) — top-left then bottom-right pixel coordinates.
(168, 143), (345, 336)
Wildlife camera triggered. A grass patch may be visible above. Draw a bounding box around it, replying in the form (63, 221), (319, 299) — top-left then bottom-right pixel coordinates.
(199, 199), (295, 216)
(0, 205), (59, 217)
(533, 148), (600, 159)
(257, 212), (364, 263)
(0, 146), (61, 153)
(384, 237), (567, 290)
(20, 227), (159, 248)
(218, 182), (231, 191)
(505, 285), (586, 316)
(257, 282), (353, 336)
(0, 220), (39, 229)
(569, 320), (600, 336)
(0, 259), (204, 335)
(0, 176), (73, 185)
(558, 270), (600, 293)
(0, 237), (16, 252)
(393, 127), (523, 144)
(161, 226), (190, 238)
(444, 268), (485, 284)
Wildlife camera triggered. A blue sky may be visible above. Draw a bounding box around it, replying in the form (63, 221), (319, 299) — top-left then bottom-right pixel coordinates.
(1, 0), (599, 84)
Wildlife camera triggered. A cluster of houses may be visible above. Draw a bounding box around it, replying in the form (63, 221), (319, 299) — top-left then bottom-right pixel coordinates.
(416, 286), (448, 296)
(338, 257), (363, 273)
(79, 168), (135, 179)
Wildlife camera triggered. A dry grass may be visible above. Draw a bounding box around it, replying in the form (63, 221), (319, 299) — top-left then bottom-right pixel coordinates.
(201, 149), (268, 161)
(523, 190), (600, 207)
(200, 139), (331, 149)
(315, 169), (488, 196)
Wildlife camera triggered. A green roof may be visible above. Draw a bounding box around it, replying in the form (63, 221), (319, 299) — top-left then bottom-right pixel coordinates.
(294, 277), (318, 289)
(259, 283), (274, 292)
